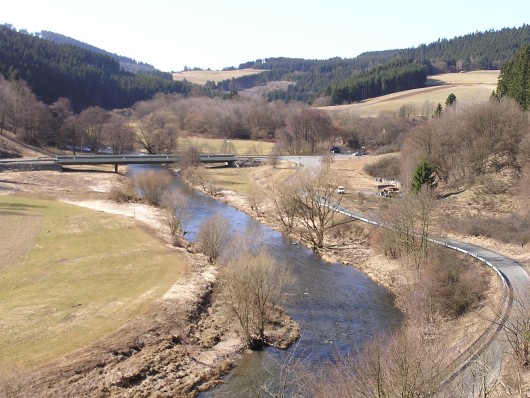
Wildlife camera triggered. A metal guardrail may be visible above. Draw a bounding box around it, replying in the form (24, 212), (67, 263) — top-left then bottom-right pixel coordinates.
(54, 154), (238, 165)
(321, 198), (515, 386)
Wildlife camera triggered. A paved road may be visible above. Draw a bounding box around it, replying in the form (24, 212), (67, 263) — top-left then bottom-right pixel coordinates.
(328, 200), (530, 393)
(280, 153), (367, 168)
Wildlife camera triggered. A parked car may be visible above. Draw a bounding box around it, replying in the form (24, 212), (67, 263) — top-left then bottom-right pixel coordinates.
(330, 146), (341, 153)
(337, 186), (345, 194)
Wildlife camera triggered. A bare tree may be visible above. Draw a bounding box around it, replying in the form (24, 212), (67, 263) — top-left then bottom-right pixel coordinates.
(0, 76), (12, 135)
(47, 97), (73, 148)
(102, 113), (134, 154)
(5, 79), (33, 135)
(162, 191), (190, 244)
(501, 296), (530, 368)
(219, 248), (293, 349)
(248, 181), (265, 217)
(78, 106), (109, 153)
(310, 327), (444, 398)
(279, 167), (351, 250)
(19, 97), (52, 145)
(382, 190), (436, 269)
(61, 114), (83, 154)
(197, 214), (229, 262)
(136, 110), (178, 154)
(286, 108), (333, 155)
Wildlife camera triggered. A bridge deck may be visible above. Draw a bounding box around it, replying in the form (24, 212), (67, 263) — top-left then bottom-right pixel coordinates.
(54, 154), (238, 166)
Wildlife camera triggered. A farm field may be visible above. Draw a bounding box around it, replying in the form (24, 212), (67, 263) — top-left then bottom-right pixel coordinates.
(321, 70), (500, 117)
(179, 136), (275, 155)
(0, 195), (187, 370)
(172, 68), (264, 85)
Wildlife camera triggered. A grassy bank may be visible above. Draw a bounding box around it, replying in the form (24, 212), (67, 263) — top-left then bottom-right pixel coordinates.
(0, 195), (187, 370)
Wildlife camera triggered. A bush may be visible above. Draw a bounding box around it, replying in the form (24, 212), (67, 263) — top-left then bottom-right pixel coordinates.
(133, 170), (172, 206)
(427, 250), (485, 318)
(108, 181), (136, 203)
(406, 248), (486, 320)
(364, 155), (401, 180)
(449, 213), (530, 246)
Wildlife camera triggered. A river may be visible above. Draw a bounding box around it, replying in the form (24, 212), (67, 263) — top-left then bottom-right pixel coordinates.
(129, 166), (402, 396)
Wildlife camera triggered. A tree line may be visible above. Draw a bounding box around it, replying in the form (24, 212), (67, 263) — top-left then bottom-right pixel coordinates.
(329, 59), (427, 104)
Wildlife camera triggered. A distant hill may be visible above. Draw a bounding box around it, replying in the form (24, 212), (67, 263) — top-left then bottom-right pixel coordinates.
(38, 31), (172, 79)
(0, 25), (195, 111)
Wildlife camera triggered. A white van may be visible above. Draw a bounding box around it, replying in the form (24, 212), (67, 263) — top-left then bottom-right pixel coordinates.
(337, 186), (345, 194)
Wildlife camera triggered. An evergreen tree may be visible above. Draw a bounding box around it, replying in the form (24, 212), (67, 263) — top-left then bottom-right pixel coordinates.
(497, 44), (530, 110)
(445, 93), (457, 107)
(433, 103), (443, 117)
(410, 159), (436, 193)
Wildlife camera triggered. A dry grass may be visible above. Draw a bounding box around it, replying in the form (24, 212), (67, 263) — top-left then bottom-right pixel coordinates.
(0, 195), (187, 370)
(179, 136), (275, 156)
(321, 70), (499, 117)
(172, 68), (265, 85)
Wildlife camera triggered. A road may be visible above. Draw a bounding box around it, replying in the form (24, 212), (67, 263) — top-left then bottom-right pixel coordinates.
(327, 199), (530, 393)
(280, 153), (365, 167)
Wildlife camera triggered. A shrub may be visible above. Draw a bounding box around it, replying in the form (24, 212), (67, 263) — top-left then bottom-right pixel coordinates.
(364, 156), (401, 180)
(449, 214), (530, 246)
(406, 248), (486, 320)
(427, 250), (485, 318)
(132, 170), (172, 206)
(108, 181), (136, 203)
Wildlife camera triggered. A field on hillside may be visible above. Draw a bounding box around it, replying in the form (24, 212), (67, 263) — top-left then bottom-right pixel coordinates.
(322, 70), (500, 117)
(0, 195), (186, 370)
(172, 68), (264, 85)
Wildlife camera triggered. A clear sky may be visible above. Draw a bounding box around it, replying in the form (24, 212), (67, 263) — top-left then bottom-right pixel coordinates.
(3, 0), (529, 72)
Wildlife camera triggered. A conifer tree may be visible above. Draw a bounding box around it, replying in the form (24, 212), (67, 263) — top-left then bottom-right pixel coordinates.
(410, 159), (436, 193)
(497, 44), (530, 110)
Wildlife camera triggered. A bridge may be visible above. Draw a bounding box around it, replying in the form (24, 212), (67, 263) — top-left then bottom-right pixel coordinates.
(54, 154), (239, 172)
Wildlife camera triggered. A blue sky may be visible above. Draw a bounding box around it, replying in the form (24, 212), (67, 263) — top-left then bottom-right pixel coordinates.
(3, 0), (529, 72)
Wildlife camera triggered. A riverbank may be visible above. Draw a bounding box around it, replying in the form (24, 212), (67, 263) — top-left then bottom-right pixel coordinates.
(0, 169), (299, 397)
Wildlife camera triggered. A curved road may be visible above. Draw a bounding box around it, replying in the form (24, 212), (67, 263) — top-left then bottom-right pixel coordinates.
(304, 161), (530, 392)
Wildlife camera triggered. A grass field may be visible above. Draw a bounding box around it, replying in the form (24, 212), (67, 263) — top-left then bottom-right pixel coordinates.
(172, 68), (264, 85)
(0, 195), (187, 370)
(179, 137), (275, 155)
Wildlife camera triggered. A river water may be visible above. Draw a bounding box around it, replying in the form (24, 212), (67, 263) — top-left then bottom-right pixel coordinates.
(129, 166), (402, 396)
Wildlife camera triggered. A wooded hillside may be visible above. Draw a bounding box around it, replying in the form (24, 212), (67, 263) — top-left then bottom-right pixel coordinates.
(0, 25), (195, 111)
(214, 25), (530, 103)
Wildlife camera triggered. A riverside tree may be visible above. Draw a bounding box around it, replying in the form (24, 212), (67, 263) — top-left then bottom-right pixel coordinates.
(162, 190), (190, 245)
(197, 214), (229, 263)
(219, 248), (293, 349)
(269, 166), (351, 250)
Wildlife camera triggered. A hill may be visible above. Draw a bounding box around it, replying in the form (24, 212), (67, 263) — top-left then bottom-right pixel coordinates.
(38, 30), (171, 78)
(0, 26), (195, 111)
(207, 25), (530, 104)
